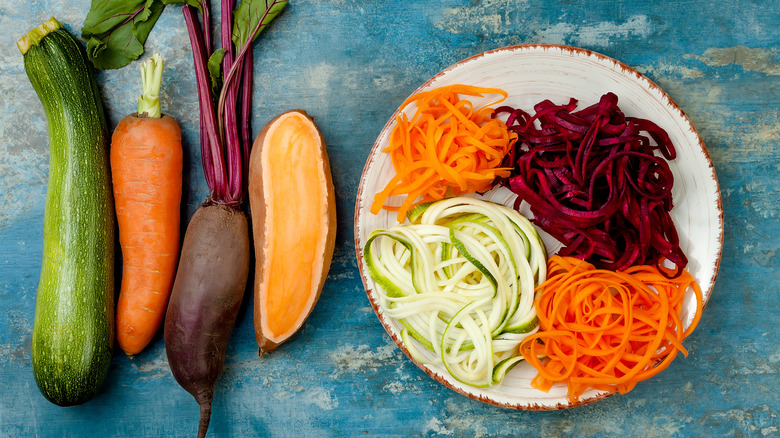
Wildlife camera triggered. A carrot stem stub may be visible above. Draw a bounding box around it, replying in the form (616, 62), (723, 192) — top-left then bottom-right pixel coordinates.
(137, 53), (163, 118)
(520, 255), (703, 404)
(371, 84), (517, 221)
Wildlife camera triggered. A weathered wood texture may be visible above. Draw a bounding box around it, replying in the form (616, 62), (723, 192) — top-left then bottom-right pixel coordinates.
(1, 1), (778, 436)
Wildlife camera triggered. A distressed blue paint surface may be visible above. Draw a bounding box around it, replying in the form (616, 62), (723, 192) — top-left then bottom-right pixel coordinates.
(1, 1), (778, 436)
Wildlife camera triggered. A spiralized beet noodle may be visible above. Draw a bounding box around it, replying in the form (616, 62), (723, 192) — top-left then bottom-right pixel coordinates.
(495, 92), (687, 276)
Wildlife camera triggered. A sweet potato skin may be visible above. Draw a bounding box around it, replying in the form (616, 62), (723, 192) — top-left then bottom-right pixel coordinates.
(249, 110), (337, 353)
(164, 203), (249, 435)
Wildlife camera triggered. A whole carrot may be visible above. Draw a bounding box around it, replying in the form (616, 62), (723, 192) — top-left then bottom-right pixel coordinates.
(112, 54), (183, 356)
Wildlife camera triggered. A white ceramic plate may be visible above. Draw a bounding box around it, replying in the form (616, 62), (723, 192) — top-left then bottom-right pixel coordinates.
(353, 45), (723, 410)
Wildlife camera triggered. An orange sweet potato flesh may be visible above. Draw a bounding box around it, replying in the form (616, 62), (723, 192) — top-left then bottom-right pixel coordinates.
(248, 110), (337, 353)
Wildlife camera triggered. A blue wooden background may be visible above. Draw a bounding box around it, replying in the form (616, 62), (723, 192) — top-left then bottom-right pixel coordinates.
(1, 1), (778, 436)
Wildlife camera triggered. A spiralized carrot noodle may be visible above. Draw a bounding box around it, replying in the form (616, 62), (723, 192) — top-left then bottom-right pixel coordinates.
(519, 255), (703, 403)
(371, 84), (517, 221)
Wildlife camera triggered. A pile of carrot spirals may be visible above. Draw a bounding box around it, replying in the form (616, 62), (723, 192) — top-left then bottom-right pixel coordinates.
(370, 84), (517, 221)
(519, 255), (703, 403)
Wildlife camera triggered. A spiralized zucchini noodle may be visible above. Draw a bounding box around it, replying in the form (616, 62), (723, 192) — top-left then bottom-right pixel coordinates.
(364, 197), (547, 387)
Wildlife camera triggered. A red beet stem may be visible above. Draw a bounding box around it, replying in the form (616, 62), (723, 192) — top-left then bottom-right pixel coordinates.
(184, 0), (285, 207)
(183, 5), (227, 201)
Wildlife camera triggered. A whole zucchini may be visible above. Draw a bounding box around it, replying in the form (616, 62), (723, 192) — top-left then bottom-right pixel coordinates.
(19, 18), (115, 406)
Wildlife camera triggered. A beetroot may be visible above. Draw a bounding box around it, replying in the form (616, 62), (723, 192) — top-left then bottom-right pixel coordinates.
(163, 2), (287, 436)
(495, 92), (687, 275)
(164, 203), (249, 437)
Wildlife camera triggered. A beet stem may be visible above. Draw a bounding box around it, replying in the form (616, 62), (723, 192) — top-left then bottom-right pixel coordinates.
(217, 0), (280, 204)
(220, 0), (242, 204)
(201, 1), (212, 55)
(187, 0), (285, 206)
(240, 49), (253, 183)
(183, 5), (227, 200)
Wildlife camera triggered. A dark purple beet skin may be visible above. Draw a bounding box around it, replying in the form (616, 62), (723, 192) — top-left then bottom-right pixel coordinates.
(164, 202), (249, 438)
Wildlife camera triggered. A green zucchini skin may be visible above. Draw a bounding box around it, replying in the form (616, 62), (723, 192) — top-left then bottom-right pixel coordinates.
(23, 21), (115, 407)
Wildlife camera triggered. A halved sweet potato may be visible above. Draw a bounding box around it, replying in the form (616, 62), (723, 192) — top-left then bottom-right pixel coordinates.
(248, 110), (337, 353)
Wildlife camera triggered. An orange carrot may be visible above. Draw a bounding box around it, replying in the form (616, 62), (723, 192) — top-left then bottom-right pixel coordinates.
(371, 84), (516, 221)
(112, 54), (182, 356)
(520, 255), (703, 403)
